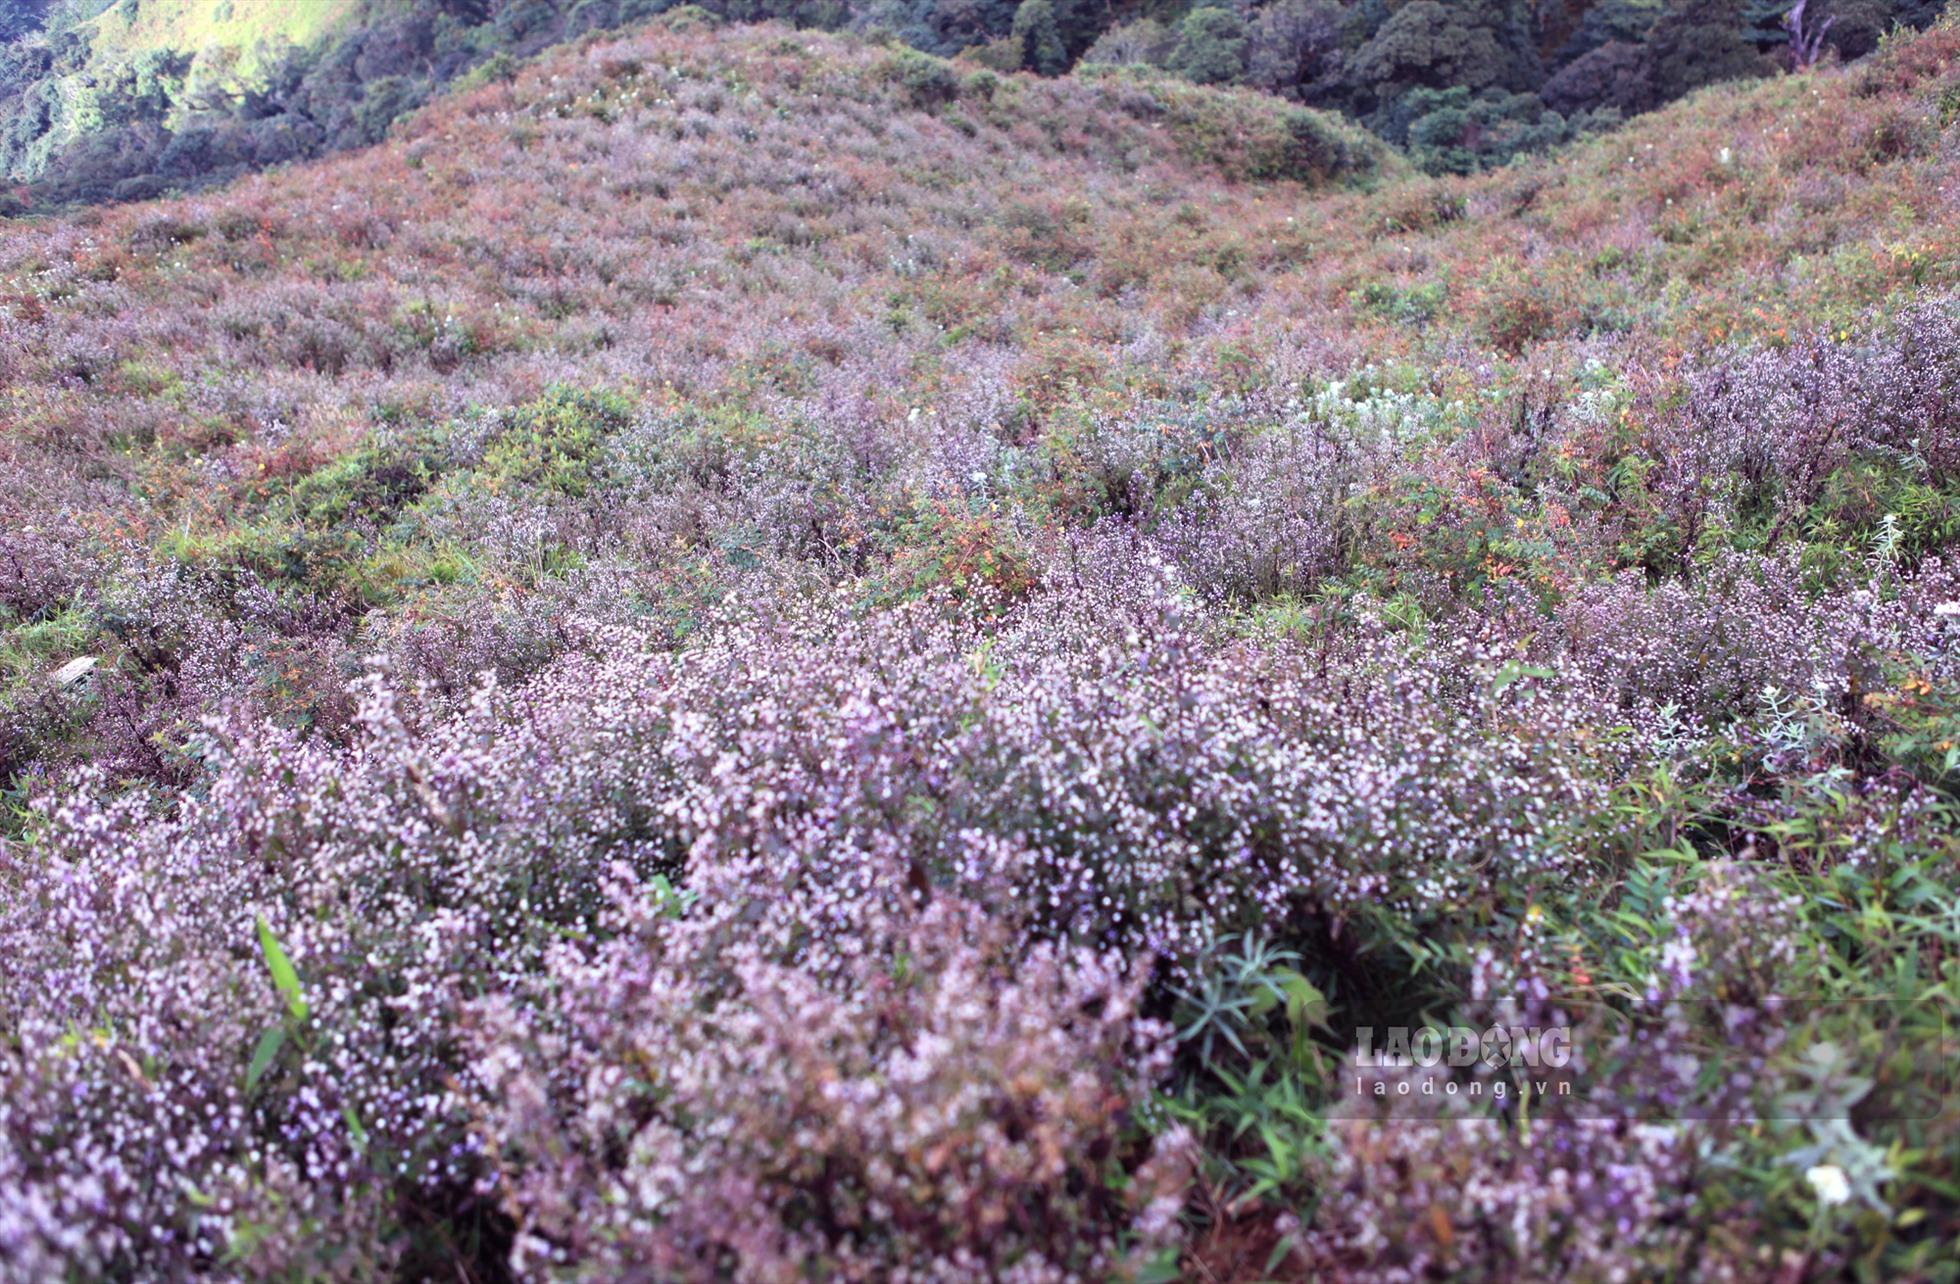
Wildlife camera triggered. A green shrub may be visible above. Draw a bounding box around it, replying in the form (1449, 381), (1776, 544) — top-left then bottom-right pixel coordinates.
(1350, 279), (1448, 328)
(481, 387), (634, 498)
(884, 47), (959, 107)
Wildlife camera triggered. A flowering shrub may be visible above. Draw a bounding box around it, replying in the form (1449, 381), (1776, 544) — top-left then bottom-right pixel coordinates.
(1161, 418), (1350, 600)
(6, 14), (1960, 1282)
(472, 894), (1184, 1280)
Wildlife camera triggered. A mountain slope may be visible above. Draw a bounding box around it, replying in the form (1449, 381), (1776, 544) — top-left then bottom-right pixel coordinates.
(3, 15), (1960, 1282)
(66, 0), (368, 74)
(0, 0), (379, 185)
(1, 20), (1395, 709)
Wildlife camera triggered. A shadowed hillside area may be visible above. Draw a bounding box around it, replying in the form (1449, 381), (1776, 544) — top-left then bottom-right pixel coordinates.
(4, 10), (1960, 1282)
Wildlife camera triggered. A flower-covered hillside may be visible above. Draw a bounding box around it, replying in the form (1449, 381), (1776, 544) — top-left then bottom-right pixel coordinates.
(3, 14), (1960, 1283)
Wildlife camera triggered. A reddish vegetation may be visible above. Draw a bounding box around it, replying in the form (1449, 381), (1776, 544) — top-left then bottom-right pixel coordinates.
(3, 17), (1960, 1283)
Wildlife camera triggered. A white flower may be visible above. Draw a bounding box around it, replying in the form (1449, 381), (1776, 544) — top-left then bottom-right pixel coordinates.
(1934, 601), (1960, 617)
(1806, 1163), (1851, 1207)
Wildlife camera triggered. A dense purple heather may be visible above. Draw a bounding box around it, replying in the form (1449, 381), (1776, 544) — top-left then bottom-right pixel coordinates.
(3, 16), (1960, 1283)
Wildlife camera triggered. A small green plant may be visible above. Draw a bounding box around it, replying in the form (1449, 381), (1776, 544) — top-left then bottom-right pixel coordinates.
(461, 51), (519, 91)
(246, 914), (307, 1095)
(1349, 278), (1448, 328)
(884, 48), (958, 108)
(481, 386), (634, 497)
(1172, 932), (1330, 1073)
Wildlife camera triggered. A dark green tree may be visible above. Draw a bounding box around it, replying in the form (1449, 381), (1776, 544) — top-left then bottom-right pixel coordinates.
(1744, 0), (1796, 50)
(1080, 18), (1174, 68)
(1560, 0), (1664, 56)
(1011, 0), (1067, 75)
(1055, 0), (1102, 59)
(133, 48), (191, 109)
(908, 0), (1019, 57)
(1167, 5), (1249, 86)
(0, 0), (50, 43)
(1246, 0), (1345, 100)
(1483, 0), (1547, 88)
(1646, 0), (1773, 100)
(1347, 0), (1535, 139)
(1406, 85), (1574, 175)
(1348, 1), (1508, 100)
(1542, 38), (1653, 115)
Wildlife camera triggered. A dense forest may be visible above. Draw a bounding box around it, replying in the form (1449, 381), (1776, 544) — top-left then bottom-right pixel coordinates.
(0, 0), (1948, 209)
